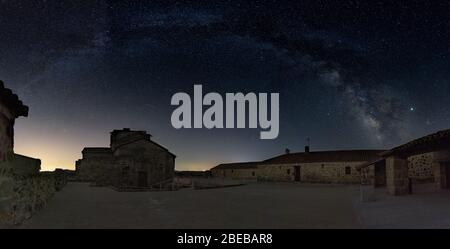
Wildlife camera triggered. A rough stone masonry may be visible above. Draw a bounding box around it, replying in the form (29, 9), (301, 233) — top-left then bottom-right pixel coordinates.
(0, 80), (67, 225)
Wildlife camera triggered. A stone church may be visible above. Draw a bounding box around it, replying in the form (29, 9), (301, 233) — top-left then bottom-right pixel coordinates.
(76, 128), (176, 189)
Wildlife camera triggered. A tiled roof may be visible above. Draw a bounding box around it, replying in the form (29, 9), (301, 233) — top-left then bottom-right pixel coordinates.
(211, 162), (260, 170)
(262, 150), (385, 165)
(382, 129), (450, 157)
(0, 80), (29, 117)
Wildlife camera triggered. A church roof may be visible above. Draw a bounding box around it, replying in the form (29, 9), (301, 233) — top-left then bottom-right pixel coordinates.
(114, 138), (176, 157)
(110, 128), (175, 157)
(0, 80), (29, 118)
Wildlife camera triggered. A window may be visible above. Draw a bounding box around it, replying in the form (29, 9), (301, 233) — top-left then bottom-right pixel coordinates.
(252, 171), (255, 176)
(345, 167), (351, 175)
(287, 169), (291, 175)
(231, 169), (234, 173)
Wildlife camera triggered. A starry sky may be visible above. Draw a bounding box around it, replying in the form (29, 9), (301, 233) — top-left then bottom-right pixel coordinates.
(1, 0), (450, 171)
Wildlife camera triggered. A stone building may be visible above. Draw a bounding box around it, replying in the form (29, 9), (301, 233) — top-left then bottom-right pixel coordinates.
(0, 81), (29, 163)
(76, 147), (113, 182)
(0, 81), (66, 224)
(359, 129), (450, 195)
(210, 147), (384, 184)
(258, 147), (384, 184)
(76, 128), (176, 189)
(210, 162), (259, 180)
(0, 81), (42, 175)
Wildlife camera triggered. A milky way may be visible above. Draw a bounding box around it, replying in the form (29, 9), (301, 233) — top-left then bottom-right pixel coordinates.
(1, 1), (450, 170)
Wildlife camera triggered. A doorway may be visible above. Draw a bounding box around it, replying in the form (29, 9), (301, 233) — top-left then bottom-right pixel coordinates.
(138, 171), (148, 187)
(294, 166), (301, 182)
(444, 162), (450, 189)
(374, 161), (387, 188)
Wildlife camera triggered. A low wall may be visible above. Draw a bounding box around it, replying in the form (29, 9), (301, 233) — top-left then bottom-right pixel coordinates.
(0, 170), (67, 225)
(175, 177), (247, 189)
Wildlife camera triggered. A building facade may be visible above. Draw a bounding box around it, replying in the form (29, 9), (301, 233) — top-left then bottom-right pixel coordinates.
(76, 128), (176, 189)
(0, 81), (41, 175)
(360, 129), (450, 195)
(0, 81), (29, 163)
(210, 147), (384, 184)
(210, 162), (258, 180)
(258, 148), (384, 184)
(76, 148), (113, 182)
(0, 80), (66, 225)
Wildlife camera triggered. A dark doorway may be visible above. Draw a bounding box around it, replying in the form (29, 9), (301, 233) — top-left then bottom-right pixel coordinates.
(294, 166), (301, 182)
(138, 171), (148, 187)
(374, 161), (387, 188)
(444, 162), (450, 189)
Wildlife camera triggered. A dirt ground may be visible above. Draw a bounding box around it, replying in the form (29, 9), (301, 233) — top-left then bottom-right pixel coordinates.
(9, 182), (450, 229)
(17, 182), (360, 229)
(355, 188), (450, 229)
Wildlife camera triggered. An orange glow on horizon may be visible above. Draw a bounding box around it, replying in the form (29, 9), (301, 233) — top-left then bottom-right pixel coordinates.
(14, 140), (219, 172)
(13, 121), (224, 172)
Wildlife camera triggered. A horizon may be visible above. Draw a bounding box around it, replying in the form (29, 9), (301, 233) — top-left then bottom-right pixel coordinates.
(13, 119), (434, 172)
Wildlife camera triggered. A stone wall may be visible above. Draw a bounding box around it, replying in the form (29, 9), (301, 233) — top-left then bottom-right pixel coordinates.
(258, 162), (362, 184)
(77, 155), (114, 182)
(0, 154), (41, 176)
(0, 171), (67, 225)
(361, 152), (443, 193)
(211, 168), (257, 180)
(0, 102), (13, 162)
(0, 156), (67, 225)
(112, 139), (175, 187)
(407, 152), (434, 179)
(302, 162), (361, 184)
(257, 164), (294, 182)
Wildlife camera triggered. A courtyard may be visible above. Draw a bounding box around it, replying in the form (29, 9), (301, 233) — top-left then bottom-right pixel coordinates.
(7, 182), (450, 229)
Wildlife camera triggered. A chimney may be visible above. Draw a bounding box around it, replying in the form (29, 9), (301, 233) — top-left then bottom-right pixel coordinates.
(305, 137), (311, 153)
(285, 148), (290, 154)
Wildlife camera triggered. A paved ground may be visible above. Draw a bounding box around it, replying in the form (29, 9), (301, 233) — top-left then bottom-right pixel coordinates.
(17, 182), (360, 229)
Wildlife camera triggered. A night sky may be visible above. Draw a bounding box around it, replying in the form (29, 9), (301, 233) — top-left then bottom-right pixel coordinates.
(1, 1), (450, 171)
